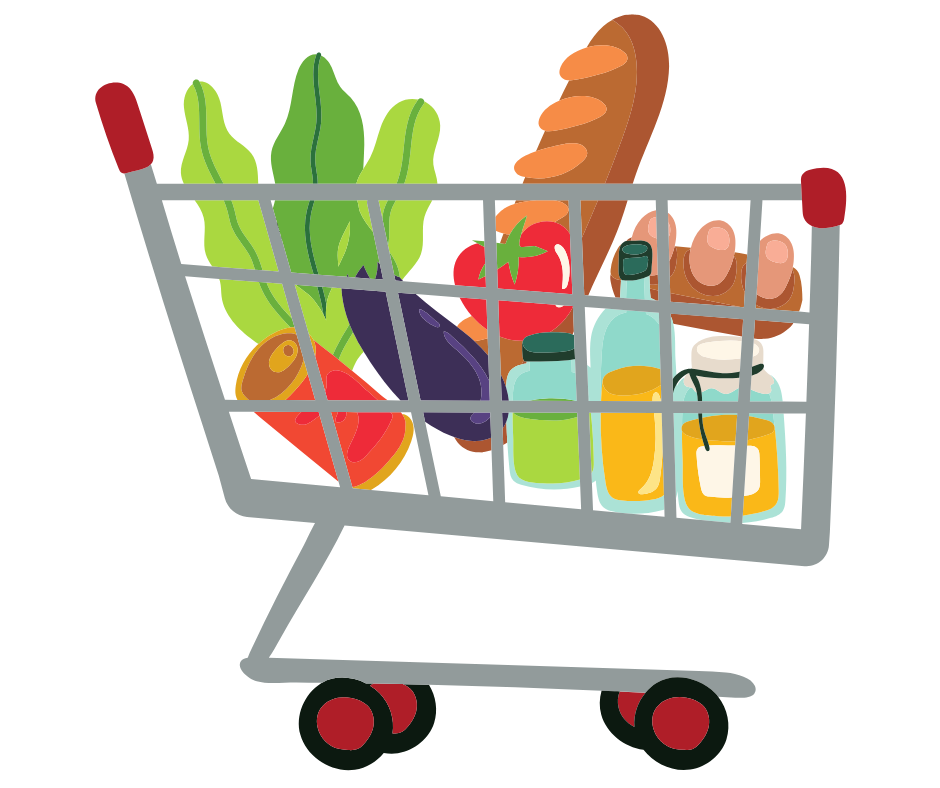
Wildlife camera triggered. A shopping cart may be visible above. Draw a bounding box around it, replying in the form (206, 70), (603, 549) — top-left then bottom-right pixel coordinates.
(97, 82), (844, 771)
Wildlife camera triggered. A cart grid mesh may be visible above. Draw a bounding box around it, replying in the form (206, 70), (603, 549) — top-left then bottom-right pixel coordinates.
(127, 175), (836, 565)
(166, 184), (804, 522)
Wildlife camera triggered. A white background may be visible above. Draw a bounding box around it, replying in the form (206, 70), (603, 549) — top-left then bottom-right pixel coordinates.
(3, 0), (937, 785)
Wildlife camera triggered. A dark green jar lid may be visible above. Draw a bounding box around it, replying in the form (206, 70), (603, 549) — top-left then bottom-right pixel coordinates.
(521, 332), (575, 362)
(619, 240), (653, 280)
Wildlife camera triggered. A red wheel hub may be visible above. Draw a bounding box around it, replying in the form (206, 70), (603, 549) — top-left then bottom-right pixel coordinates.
(316, 697), (374, 750)
(371, 684), (417, 734)
(617, 692), (643, 726)
(652, 697), (710, 750)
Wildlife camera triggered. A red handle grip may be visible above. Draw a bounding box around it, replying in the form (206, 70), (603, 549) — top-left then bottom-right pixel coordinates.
(801, 168), (845, 229)
(96, 83), (154, 174)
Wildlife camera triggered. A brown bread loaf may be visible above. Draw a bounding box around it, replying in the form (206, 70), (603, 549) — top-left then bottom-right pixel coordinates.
(502, 14), (670, 336)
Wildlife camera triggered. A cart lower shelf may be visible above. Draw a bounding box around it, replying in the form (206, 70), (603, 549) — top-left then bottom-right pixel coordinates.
(240, 656), (755, 697)
(242, 521), (754, 771)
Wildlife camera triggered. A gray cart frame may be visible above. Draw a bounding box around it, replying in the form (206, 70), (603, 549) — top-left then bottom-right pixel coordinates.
(102, 89), (841, 700)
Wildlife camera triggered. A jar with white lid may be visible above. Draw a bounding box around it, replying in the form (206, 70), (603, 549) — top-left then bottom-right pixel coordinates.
(674, 336), (786, 522)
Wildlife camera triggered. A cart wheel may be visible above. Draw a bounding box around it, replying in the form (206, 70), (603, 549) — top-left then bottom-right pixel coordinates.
(298, 678), (393, 770)
(633, 678), (728, 770)
(599, 691), (645, 749)
(372, 684), (436, 754)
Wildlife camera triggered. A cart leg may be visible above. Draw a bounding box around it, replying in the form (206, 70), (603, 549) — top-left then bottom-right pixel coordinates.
(243, 522), (345, 664)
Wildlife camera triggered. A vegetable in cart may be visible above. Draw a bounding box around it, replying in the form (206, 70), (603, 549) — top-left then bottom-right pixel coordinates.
(270, 54), (440, 367)
(453, 219), (573, 341)
(343, 267), (509, 442)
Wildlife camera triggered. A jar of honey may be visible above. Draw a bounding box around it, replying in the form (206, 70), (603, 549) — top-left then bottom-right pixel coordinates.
(674, 337), (786, 521)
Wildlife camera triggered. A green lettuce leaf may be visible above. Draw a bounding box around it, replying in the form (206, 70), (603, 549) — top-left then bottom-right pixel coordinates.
(181, 79), (296, 343)
(271, 54), (374, 312)
(357, 98), (440, 279)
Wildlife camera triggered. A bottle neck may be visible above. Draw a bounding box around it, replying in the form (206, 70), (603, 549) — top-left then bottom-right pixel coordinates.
(620, 276), (651, 300)
(525, 359), (574, 379)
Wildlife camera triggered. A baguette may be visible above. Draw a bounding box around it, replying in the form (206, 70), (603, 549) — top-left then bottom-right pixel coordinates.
(454, 16), (668, 454)
(500, 13), (669, 334)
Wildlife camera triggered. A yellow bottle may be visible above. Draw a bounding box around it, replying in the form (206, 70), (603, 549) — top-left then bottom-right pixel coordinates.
(600, 366), (663, 502)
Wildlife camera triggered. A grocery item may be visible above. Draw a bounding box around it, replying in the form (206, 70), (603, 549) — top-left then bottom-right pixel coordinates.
(452, 317), (511, 452)
(355, 98), (440, 280)
(271, 53), (369, 318)
(454, 426), (508, 453)
(342, 268), (508, 442)
(679, 417), (778, 518)
(182, 79), (304, 344)
(590, 241), (674, 513)
(236, 329), (413, 489)
(673, 336), (786, 520)
(629, 210), (676, 277)
(453, 220), (572, 341)
(756, 233), (794, 300)
(506, 333), (591, 488)
(270, 54), (439, 366)
(499, 14), (669, 337)
(610, 227), (802, 339)
(688, 221), (736, 289)
(452, 317), (513, 453)
(458, 317), (525, 385)
(600, 366), (663, 505)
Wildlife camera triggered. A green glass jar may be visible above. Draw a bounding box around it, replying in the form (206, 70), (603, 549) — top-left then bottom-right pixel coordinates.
(506, 333), (592, 489)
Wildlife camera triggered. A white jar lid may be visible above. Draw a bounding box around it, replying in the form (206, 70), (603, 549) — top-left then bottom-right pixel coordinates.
(691, 336), (764, 374)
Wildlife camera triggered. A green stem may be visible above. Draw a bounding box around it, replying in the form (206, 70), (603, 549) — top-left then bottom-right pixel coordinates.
(193, 80), (293, 328)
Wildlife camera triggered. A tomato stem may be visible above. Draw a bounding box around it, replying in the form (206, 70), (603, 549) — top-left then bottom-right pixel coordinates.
(474, 217), (545, 283)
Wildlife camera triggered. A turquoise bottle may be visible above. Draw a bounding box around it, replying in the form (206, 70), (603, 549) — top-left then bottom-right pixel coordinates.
(590, 241), (676, 513)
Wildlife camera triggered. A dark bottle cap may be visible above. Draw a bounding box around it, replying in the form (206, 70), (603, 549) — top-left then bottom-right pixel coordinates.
(619, 240), (653, 280)
(522, 332), (575, 362)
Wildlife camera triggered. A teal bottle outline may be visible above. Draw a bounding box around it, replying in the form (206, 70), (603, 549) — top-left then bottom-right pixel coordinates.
(589, 242), (675, 513)
(507, 333), (593, 490)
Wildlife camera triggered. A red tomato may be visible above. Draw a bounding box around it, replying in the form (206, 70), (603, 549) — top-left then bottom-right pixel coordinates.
(453, 220), (572, 341)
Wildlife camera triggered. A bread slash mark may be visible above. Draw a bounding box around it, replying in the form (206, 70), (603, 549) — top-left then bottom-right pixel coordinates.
(539, 96), (608, 131)
(559, 45), (629, 81)
(495, 200), (569, 233)
(514, 143), (587, 180)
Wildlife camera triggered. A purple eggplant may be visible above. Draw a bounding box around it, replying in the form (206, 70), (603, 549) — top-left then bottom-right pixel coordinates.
(343, 267), (508, 441)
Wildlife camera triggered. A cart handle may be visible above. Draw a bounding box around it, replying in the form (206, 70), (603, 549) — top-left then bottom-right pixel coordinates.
(801, 168), (845, 229)
(96, 83), (154, 174)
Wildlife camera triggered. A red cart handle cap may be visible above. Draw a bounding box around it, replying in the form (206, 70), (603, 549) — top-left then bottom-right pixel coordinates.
(96, 83), (154, 174)
(801, 168), (846, 229)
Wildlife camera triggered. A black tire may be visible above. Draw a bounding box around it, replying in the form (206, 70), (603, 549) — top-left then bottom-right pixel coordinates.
(633, 678), (729, 770)
(380, 684), (437, 754)
(298, 678), (393, 771)
(599, 691), (645, 749)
